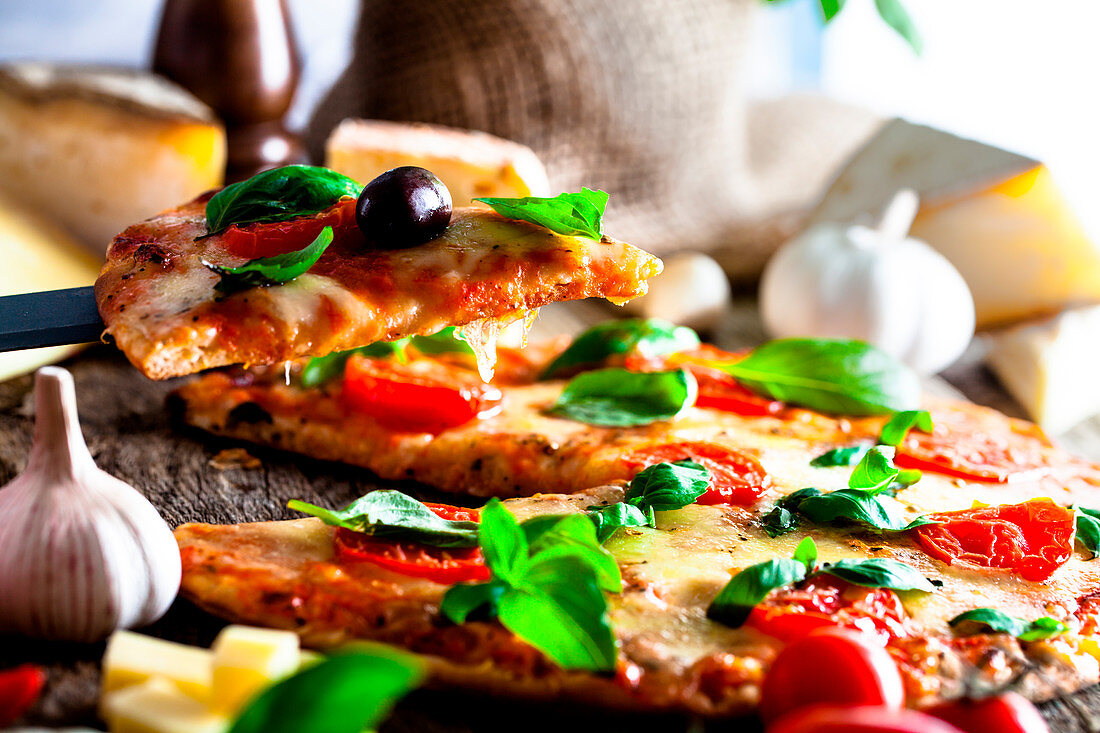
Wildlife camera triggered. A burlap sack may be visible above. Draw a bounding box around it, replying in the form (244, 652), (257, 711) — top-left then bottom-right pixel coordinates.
(308, 0), (880, 280)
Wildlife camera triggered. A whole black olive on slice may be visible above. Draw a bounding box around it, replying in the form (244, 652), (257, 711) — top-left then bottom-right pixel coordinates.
(355, 166), (452, 248)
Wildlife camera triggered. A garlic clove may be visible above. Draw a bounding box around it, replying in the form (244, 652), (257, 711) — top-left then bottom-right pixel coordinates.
(0, 367), (181, 642)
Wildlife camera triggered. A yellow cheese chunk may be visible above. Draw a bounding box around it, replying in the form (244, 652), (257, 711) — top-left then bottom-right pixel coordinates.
(102, 677), (229, 733)
(0, 63), (225, 252)
(101, 630), (213, 707)
(325, 119), (550, 204)
(210, 625), (300, 714)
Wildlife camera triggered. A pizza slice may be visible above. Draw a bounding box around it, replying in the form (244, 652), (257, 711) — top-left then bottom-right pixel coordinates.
(95, 166), (661, 380)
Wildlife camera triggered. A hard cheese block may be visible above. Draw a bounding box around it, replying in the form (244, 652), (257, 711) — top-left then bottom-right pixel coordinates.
(101, 630), (213, 704)
(987, 304), (1100, 434)
(102, 678), (229, 733)
(325, 118), (550, 204)
(809, 119), (1100, 328)
(0, 63), (226, 251)
(209, 625), (300, 714)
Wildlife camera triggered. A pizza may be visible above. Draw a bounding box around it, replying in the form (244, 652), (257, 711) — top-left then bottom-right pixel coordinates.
(94, 166), (660, 380)
(172, 319), (1100, 720)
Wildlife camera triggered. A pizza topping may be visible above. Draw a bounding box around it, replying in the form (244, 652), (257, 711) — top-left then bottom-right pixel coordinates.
(334, 529), (489, 584)
(746, 577), (911, 644)
(811, 444), (872, 467)
(288, 490), (479, 547)
(626, 441), (771, 506)
(767, 706), (963, 733)
(342, 355), (503, 433)
(0, 664), (46, 728)
(221, 197), (359, 260)
(587, 502), (651, 543)
(205, 165), (361, 235)
(440, 500), (621, 672)
(926, 692), (1053, 733)
(204, 226), (334, 294)
(948, 607), (1068, 641)
(300, 327), (475, 389)
(548, 367), (697, 427)
(721, 338), (920, 416)
(475, 188), (608, 240)
(879, 409), (934, 447)
(355, 166), (452, 249)
(911, 499), (1076, 581)
(625, 460), (709, 511)
(541, 318), (700, 379)
(1074, 505), (1100, 559)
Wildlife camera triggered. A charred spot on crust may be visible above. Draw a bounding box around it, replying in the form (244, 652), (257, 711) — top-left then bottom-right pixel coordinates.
(227, 401), (273, 427)
(133, 243), (172, 266)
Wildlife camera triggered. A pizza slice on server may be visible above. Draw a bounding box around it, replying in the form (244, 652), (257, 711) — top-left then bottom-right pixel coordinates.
(94, 165), (661, 380)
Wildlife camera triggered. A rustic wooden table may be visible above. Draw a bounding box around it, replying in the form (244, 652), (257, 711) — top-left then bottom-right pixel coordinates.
(3, 300), (1099, 732)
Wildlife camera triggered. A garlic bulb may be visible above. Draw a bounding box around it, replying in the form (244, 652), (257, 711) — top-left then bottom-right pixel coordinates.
(760, 190), (976, 374)
(0, 367), (180, 642)
(622, 252), (732, 331)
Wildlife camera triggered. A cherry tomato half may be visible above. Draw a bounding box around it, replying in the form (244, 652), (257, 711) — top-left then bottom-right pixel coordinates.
(626, 441), (771, 506)
(343, 355), (503, 434)
(221, 197), (360, 260)
(759, 628), (905, 724)
(767, 705), (965, 733)
(746, 576), (909, 645)
(911, 499), (1075, 582)
(926, 692), (1050, 733)
(335, 502), (489, 584)
(0, 664), (46, 727)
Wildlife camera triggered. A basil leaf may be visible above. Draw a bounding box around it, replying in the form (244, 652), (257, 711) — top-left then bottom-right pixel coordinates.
(475, 189), (608, 240)
(542, 318), (701, 379)
(521, 514), (621, 593)
(949, 608), (1068, 641)
(820, 558), (935, 592)
(788, 487), (936, 532)
(548, 368), (697, 427)
(227, 650), (421, 733)
(879, 410), (933, 447)
(760, 504), (800, 538)
(478, 498), (529, 585)
(1075, 506), (1100, 559)
(874, 0), (923, 54)
(206, 165), (360, 234)
(849, 446), (919, 493)
(706, 557), (807, 628)
(587, 502), (653, 543)
(625, 460), (709, 512)
(287, 490), (478, 548)
(810, 444), (871, 468)
(439, 580), (507, 624)
(791, 536), (818, 574)
(300, 339), (410, 389)
(722, 338), (919, 416)
(206, 226), (333, 293)
(411, 327), (474, 356)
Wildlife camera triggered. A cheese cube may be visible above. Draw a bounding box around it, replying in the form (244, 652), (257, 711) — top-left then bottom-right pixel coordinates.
(810, 119), (1100, 328)
(102, 677), (229, 733)
(0, 62), (225, 252)
(210, 625), (300, 714)
(101, 631), (212, 706)
(325, 119), (550, 204)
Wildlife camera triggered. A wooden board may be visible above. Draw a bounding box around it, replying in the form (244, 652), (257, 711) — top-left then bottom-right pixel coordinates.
(3, 300), (1100, 731)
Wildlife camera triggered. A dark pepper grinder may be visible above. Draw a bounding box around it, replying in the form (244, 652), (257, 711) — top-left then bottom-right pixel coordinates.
(153, 0), (307, 182)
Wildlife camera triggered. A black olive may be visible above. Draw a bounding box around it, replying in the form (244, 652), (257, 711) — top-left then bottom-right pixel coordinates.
(355, 166), (452, 248)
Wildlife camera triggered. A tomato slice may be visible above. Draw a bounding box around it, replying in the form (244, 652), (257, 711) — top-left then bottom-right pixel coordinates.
(0, 664), (46, 727)
(334, 502), (489, 584)
(625, 441), (771, 506)
(768, 706), (966, 733)
(911, 499), (1075, 582)
(746, 576), (909, 645)
(343, 355), (503, 434)
(220, 197), (360, 260)
(926, 692), (1050, 733)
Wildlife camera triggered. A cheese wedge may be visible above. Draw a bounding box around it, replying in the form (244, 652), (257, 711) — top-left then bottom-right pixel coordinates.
(986, 304), (1100, 434)
(101, 630), (213, 706)
(810, 119), (1100, 328)
(325, 119), (550, 204)
(102, 677), (229, 733)
(0, 63), (225, 252)
(209, 625), (300, 714)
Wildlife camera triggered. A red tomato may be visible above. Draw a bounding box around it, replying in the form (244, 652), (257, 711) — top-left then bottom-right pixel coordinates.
(220, 197), (360, 259)
(911, 499), (1075, 582)
(629, 346), (786, 417)
(334, 502), (489, 584)
(767, 705), (965, 733)
(626, 441), (771, 506)
(759, 628), (905, 724)
(926, 693), (1050, 733)
(343, 356), (503, 434)
(746, 576), (909, 645)
(0, 664), (46, 727)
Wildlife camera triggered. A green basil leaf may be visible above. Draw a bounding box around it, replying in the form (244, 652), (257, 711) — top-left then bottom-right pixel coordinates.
(760, 504), (800, 538)
(548, 368), (697, 427)
(287, 490), (479, 548)
(542, 318), (701, 379)
(478, 498), (529, 585)
(949, 608), (1068, 641)
(706, 557), (807, 628)
(625, 460), (709, 512)
(410, 327), (475, 356)
(299, 339), (410, 389)
(791, 488), (936, 532)
(791, 536), (818, 574)
(820, 558), (935, 592)
(1018, 616), (1071, 642)
(873, 0), (923, 54)
(587, 502), (653, 543)
(439, 580), (507, 625)
(227, 650), (421, 733)
(848, 446), (918, 493)
(1075, 506), (1100, 560)
(810, 444), (871, 468)
(206, 226), (333, 293)
(521, 514), (621, 593)
(722, 338), (919, 416)
(819, 0), (846, 21)
(475, 189), (608, 240)
(206, 165), (360, 234)
(879, 410), (933, 447)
